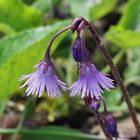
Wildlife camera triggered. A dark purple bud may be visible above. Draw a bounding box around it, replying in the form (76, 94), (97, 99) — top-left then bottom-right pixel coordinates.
(90, 100), (100, 111)
(84, 96), (100, 111)
(72, 38), (83, 62)
(103, 113), (117, 137)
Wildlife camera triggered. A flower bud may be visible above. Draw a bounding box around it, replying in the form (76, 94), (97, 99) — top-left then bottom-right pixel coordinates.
(103, 112), (117, 137)
(84, 96), (100, 111)
(72, 38), (83, 62)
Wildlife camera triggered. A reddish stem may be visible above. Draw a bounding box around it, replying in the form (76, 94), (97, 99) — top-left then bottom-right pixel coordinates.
(44, 25), (71, 62)
(83, 18), (140, 138)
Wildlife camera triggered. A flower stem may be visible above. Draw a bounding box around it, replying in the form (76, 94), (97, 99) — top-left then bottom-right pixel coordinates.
(84, 19), (140, 138)
(44, 25), (71, 62)
(92, 109), (113, 140)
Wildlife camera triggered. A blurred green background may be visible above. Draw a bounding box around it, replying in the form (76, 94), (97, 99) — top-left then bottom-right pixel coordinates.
(0, 0), (140, 139)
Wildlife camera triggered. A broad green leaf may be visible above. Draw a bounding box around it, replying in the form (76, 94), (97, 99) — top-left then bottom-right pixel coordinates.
(90, 0), (117, 21)
(0, 21), (70, 98)
(0, 20), (70, 67)
(0, 126), (105, 140)
(119, 0), (140, 30)
(105, 0), (140, 48)
(105, 26), (140, 48)
(0, 0), (42, 31)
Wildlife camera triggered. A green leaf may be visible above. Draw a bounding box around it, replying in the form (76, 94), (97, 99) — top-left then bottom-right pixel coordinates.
(105, 0), (140, 48)
(0, 20), (70, 98)
(119, 0), (140, 30)
(125, 48), (140, 86)
(0, 126), (105, 140)
(90, 0), (117, 21)
(69, 0), (117, 21)
(105, 26), (140, 48)
(69, 0), (93, 20)
(0, 0), (42, 31)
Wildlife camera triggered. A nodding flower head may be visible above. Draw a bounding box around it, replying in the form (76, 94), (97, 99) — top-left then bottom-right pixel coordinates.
(69, 62), (114, 99)
(103, 112), (117, 137)
(19, 60), (67, 98)
(72, 37), (83, 62)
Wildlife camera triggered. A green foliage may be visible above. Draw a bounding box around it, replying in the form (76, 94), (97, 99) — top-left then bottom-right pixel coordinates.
(119, 0), (140, 30)
(90, 0), (117, 21)
(105, 0), (140, 48)
(105, 0), (140, 86)
(132, 93), (140, 110)
(0, 23), (15, 36)
(0, 21), (70, 99)
(69, 0), (92, 20)
(125, 48), (140, 86)
(0, 0), (42, 31)
(0, 0), (140, 137)
(0, 126), (105, 140)
(105, 0), (140, 108)
(105, 26), (140, 48)
(69, 0), (117, 20)
(33, 0), (51, 13)
(103, 89), (127, 112)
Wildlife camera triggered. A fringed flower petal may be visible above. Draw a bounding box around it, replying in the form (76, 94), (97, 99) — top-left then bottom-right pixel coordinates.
(70, 63), (114, 99)
(19, 61), (67, 98)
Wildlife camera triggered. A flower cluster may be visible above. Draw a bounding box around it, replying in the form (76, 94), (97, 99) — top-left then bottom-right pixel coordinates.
(19, 17), (117, 139)
(70, 29), (114, 100)
(19, 22), (114, 100)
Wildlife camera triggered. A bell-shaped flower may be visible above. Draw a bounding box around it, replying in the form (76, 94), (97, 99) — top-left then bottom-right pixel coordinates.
(69, 63), (114, 99)
(19, 61), (67, 98)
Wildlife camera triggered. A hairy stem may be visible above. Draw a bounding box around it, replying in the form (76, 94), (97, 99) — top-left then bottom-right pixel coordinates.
(84, 18), (140, 137)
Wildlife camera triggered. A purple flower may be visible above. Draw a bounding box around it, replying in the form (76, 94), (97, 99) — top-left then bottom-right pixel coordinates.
(72, 37), (84, 62)
(69, 63), (114, 99)
(19, 61), (67, 98)
(103, 112), (117, 137)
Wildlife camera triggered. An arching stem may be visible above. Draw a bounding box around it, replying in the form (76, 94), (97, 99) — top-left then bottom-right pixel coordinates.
(44, 25), (71, 62)
(83, 18), (140, 138)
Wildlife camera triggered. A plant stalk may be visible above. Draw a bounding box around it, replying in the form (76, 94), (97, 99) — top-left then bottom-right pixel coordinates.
(84, 19), (140, 138)
(44, 25), (71, 62)
(92, 109), (113, 140)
